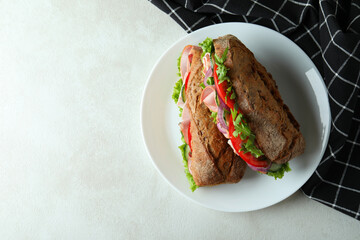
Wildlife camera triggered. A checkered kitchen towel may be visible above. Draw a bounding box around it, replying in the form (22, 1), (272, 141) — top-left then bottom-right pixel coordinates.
(149, 0), (360, 219)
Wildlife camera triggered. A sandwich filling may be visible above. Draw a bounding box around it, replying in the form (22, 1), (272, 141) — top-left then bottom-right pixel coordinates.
(173, 47), (198, 192)
(198, 38), (291, 179)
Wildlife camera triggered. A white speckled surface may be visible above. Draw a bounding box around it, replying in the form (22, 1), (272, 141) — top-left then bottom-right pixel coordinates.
(0, 0), (358, 239)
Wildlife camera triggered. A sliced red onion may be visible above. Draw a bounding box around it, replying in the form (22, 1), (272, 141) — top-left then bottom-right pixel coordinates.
(247, 162), (272, 173)
(217, 111), (229, 138)
(216, 95), (230, 138)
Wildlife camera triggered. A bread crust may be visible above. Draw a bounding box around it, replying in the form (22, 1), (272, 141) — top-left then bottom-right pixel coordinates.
(185, 46), (247, 186)
(213, 35), (305, 164)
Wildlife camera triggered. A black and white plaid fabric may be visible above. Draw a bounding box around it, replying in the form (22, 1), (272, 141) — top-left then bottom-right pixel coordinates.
(149, 0), (360, 219)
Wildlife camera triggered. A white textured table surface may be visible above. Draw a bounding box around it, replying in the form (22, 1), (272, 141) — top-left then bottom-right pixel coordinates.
(0, 0), (359, 239)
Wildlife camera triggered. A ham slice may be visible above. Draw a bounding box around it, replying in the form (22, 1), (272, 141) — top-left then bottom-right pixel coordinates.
(200, 86), (218, 112)
(202, 53), (213, 87)
(179, 104), (191, 145)
(180, 45), (193, 82)
(178, 46), (194, 108)
(202, 53), (212, 76)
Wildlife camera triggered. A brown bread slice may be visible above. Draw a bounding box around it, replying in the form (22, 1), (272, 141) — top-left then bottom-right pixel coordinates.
(185, 46), (247, 186)
(213, 35), (305, 164)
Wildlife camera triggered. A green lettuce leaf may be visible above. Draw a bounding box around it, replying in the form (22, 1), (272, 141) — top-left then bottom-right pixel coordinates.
(172, 78), (182, 104)
(179, 142), (198, 192)
(210, 111), (218, 123)
(231, 109), (264, 158)
(216, 64), (230, 84)
(207, 77), (214, 86)
(214, 47), (230, 84)
(173, 53), (183, 104)
(267, 163), (291, 180)
(177, 54), (181, 77)
(172, 78), (183, 117)
(199, 37), (213, 57)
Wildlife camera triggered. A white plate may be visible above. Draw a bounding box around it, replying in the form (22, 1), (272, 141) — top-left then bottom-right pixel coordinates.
(141, 23), (331, 212)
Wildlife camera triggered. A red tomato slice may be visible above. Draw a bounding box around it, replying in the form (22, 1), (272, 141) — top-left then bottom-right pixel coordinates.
(228, 114), (269, 168)
(214, 64), (235, 109)
(184, 71), (191, 93)
(188, 122), (192, 152)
